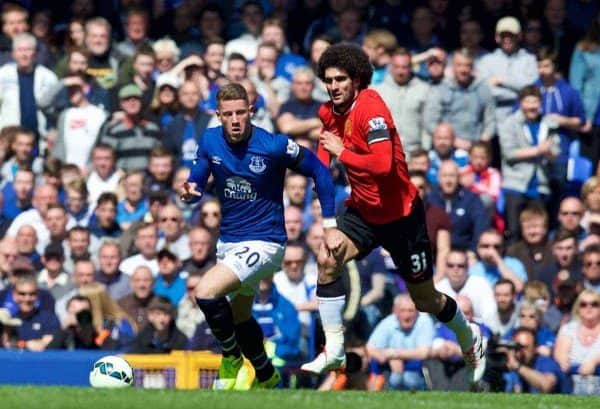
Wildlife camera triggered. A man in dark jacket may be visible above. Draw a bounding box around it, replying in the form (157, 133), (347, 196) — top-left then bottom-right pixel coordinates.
(428, 160), (491, 254)
(128, 296), (187, 354)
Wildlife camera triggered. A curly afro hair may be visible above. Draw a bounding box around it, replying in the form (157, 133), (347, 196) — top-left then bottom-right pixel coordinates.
(317, 43), (373, 91)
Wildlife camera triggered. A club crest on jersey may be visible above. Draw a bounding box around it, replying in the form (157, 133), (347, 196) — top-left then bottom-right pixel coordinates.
(344, 119), (352, 137)
(368, 117), (387, 131)
(249, 156), (267, 174)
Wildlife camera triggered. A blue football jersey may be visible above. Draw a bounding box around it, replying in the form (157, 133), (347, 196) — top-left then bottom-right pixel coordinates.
(192, 126), (305, 244)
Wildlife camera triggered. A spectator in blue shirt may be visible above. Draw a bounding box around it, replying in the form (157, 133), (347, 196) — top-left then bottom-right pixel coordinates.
(366, 294), (435, 391)
(428, 123), (469, 184)
(535, 48), (585, 191)
(503, 327), (567, 393)
(428, 160), (490, 253)
(153, 248), (186, 306)
(116, 171), (149, 231)
(504, 301), (556, 357)
(469, 229), (528, 293)
(13, 275), (60, 351)
(1, 168), (33, 219)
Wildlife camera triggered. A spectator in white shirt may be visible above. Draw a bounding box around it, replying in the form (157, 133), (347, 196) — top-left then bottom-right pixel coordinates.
(86, 143), (122, 206)
(52, 74), (107, 173)
(119, 222), (159, 277)
(435, 248), (497, 325)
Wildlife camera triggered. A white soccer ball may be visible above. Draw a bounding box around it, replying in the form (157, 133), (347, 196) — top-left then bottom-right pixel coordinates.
(89, 355), (134, 388)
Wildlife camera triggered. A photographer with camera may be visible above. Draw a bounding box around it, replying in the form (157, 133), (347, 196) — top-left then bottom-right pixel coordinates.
(47, 295), (118, 350)
(497, 327), (567, 393)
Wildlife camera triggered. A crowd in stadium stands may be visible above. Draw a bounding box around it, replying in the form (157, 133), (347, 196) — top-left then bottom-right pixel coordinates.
(1, 0), (600, 394)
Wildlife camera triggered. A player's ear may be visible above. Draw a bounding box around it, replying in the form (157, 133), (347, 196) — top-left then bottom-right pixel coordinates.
(215, 110), (221, 120)
(248, 105), (255, 116)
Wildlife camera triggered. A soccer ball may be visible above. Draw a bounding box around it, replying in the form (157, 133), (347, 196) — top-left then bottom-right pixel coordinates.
(89, 355), (134, 388)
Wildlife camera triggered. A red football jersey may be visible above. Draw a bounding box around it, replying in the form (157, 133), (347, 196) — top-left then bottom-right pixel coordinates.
(318, 89), (417, 224)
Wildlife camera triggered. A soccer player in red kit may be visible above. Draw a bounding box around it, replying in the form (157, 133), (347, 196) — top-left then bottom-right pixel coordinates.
(300, 44), (486, 385)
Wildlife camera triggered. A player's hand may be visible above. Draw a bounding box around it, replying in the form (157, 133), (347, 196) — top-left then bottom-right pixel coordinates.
(180, 182), (202, 202)
(324, 228), (345, 253)
(319, 131), (344, 157)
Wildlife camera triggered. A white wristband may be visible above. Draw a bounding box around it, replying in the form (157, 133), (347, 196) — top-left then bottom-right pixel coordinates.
(322, 217), (337, 228)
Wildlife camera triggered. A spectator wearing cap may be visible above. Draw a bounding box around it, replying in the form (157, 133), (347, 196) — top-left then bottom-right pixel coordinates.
(478, 16), (538, 126)
(373, 48), (440, 153)
(157, 204), (190, 261)
(37, 242), (72, 302)
(128, 296), (188, 354)
(118, 266), (158, 330)
(164, 81), (211, 168)
(150, 72), (180, 129)
(12, 275), (60, 351)
(97, 83), (162, 172)
(96, 241), (130, 301)
(153, 249), (186, 306)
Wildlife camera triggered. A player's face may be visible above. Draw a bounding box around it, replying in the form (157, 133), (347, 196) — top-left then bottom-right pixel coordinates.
(217, 99), (253, 144)
(323, 67), (359, 112)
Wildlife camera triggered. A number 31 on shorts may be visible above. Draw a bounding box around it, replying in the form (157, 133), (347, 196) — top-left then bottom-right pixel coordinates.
(410, 251), (427, 273)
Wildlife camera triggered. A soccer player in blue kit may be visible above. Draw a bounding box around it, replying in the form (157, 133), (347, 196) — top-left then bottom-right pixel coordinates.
(181, 83), (338, 390)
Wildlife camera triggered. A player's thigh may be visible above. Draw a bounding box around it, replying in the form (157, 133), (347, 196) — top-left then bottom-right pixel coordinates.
(195, 263), (242, 299)
(380, 197), (434, 285)
(330, 207), (379, 267)
(218, 240), (285, 297)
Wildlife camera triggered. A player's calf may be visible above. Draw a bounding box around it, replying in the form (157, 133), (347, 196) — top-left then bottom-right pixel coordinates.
(234, 317), (276, 384)
(196, 297), (242, 359)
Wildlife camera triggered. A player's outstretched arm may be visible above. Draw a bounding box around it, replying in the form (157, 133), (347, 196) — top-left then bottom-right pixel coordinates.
(181, 153), (210, 204)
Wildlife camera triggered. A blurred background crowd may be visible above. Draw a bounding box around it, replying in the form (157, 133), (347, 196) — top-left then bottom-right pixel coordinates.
(0, 0), (600, 394)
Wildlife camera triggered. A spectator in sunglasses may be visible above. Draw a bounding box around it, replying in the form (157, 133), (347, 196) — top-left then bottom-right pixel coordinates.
(582, 244), (600, 293)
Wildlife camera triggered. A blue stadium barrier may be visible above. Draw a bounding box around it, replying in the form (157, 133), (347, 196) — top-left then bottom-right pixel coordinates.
(0, 350), (116, 386)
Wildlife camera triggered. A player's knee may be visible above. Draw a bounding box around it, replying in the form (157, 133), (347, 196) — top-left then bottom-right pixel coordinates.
(195, 282), (218, 299)
(412, 295), (439, 314)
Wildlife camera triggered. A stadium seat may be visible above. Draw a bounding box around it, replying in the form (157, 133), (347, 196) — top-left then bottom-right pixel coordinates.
(567, 140), (593, 183)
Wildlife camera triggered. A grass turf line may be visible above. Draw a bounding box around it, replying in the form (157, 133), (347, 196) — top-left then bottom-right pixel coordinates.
(0, 387), (598, 409)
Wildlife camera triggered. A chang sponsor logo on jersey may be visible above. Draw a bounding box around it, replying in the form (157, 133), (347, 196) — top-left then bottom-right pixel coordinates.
(224, 176), (257, 201)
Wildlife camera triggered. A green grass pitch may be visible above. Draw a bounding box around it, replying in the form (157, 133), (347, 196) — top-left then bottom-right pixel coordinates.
(1, 387), (599, 409)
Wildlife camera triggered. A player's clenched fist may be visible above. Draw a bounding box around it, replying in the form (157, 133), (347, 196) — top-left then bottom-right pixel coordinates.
(319, 130), (344, 157)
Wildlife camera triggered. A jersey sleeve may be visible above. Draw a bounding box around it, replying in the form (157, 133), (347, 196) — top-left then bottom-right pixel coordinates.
(186, 131), (210, 191)
(275, 135), (336, 219)
(336, 91), (394, 176)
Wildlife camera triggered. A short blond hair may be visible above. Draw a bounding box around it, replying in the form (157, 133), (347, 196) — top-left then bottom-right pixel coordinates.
(363, 29), (398, 54)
